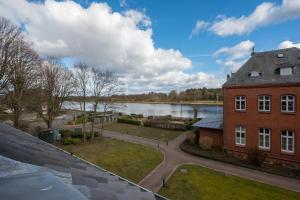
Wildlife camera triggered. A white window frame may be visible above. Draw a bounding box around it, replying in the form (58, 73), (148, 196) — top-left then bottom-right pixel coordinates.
(281, 95), (295, 113)
(259, 128), (271, 150)
(235, 96), (246, 111)
(280, 67), (292, 76)
(235, 126), (246, 146)
(281, 130), (295, 153)
(258, 95), (271, 112)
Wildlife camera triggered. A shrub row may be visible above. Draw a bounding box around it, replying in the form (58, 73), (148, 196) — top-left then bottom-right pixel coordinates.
(117, 118), (141, 125)
(60, 129), (99, 139)
(63, 138), (81, 145)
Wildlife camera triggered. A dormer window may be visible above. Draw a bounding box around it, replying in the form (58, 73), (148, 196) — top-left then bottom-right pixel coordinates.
(280, 67), (292, 76)
(248, 71), (261, 77)
(250, 71), (259, 77)
(277, 53), (284, 58)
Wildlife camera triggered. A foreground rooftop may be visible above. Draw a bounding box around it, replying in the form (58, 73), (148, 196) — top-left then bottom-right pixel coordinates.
(0, 123), (166, 200)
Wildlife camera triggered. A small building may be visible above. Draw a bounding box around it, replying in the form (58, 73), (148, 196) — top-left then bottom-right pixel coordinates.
(193, 116), (223, 148)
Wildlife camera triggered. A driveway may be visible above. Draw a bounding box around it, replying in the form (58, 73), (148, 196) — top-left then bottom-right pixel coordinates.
(101, 129), (300, 193)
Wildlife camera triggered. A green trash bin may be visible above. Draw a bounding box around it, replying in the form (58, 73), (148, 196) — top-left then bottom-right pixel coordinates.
(38, 129), (54, 143)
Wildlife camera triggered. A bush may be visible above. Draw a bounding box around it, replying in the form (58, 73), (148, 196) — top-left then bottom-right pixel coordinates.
(200, 136), (213, 150)
(186, 118), (201, 130)
(71, 131), (84, 138)
(117, 116), (141, 125)
(71, 131), (98, 139)
(247, 148), (267, 166)
(143, 120), (151, 127)
(60, 129), (73, 138)
(61, 130), (99, 140)
(63, 138), (81, 145)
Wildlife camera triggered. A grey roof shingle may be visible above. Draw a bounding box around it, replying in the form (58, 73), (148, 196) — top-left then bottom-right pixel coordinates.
(223, 47), (300, 87)
(0, 123), (167, 200)
(193, 115), (223, 130)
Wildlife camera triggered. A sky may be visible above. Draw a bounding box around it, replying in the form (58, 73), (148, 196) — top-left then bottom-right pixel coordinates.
(0, 0), (300, 93)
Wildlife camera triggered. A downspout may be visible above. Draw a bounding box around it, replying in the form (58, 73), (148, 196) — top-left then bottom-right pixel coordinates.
(222, 87), (227, 152)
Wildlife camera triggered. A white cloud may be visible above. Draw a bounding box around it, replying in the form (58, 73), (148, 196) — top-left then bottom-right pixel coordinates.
(0, 0), (220, 93)
(278, 40), (300, 49)
(194, 0), (300, 37)
(189, 20), (209, 39)
(122, 71), (223, 93)
(214, 40), (254, 72)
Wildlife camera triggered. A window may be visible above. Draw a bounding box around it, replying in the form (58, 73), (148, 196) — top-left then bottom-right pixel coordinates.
(280, 67), (292, 75)
(249, 71), (260, 77)
(259, 128), (270, 149)
(235, 126), (246, 146)
(277, 53), (284, 58)
(281, 130), (294, 153)
(258, 95), (271, 112)
(235, 96), (246, 111)
(281, 95), (295, 112)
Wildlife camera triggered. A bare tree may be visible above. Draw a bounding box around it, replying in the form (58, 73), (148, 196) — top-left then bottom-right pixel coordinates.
(5, 39), (40, 128)
(35, 57), (74, 128)
(0, 17), (22, 96)
(89, 68), (108, 140)
(74, 62), (90, 142)
(99, 72), (122, 136)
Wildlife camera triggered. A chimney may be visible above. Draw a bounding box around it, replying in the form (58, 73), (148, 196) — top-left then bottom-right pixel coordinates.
(251, 46), (255, 56)
(226, 74), (230, 79)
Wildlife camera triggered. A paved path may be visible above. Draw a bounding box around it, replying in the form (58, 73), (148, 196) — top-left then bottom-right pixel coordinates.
(101, 130), (300, 193)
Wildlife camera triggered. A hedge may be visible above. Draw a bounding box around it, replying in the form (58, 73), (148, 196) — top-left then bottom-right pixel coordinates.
(117, 117), (141, 125)
(63, 138), (81, 145)
(60, 129), (99, 139)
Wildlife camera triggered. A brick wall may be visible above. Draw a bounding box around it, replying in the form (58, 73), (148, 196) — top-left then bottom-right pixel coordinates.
(223, 85), (300, 166)
(199, 128), (223, 148)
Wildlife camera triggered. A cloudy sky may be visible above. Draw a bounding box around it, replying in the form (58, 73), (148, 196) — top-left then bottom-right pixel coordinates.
(0, 0), (300, 93)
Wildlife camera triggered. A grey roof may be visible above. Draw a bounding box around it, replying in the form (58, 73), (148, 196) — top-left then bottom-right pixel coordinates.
(193, 116), (223, 130)
(0, 123), (167, 200)
(223, 47), (300, 87)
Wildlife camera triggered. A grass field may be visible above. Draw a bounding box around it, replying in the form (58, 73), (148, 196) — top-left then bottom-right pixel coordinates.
(103, 122), (183, 141)
(57, 138), (163, 183)
(159, 164), (300, 200)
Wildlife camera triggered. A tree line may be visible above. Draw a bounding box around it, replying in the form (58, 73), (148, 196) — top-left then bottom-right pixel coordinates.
(0, 17), (120, 141)
(108, 88), (223, 103)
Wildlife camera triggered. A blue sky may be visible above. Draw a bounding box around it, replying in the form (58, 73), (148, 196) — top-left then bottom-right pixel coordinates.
(73, 0), (300, 74)
(1, 0), (300, 93)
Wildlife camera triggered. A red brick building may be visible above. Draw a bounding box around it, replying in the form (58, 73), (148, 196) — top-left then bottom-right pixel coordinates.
(223, 47), (300, 168)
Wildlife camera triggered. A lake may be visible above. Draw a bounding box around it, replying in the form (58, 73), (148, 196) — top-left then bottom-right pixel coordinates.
(64, 102), (223, 119)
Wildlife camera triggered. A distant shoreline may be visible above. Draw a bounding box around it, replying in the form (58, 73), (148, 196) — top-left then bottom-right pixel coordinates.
(66, 100), (223, 106)
(115, 101), (223, 106)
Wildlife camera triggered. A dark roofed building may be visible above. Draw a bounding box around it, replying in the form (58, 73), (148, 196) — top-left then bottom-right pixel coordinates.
(224, 47), (300, 87)
(193, 115), (223, 148)
(0, 123), (167, 200)
(223, 47), (300, 168)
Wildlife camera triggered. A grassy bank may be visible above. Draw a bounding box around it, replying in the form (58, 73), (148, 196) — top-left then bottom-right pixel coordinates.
(104, 122), (183, 141)
(57, 138), (163, 183)
(159, 164), (300, 200)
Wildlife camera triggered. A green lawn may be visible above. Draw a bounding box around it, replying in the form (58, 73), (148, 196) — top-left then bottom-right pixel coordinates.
(159, 164), (300, 200)
(57, 138), (163, 183)
(103, 122), (183, 141)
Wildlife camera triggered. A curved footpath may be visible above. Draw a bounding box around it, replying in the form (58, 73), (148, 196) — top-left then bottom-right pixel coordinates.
(101, 130), (300, 193)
